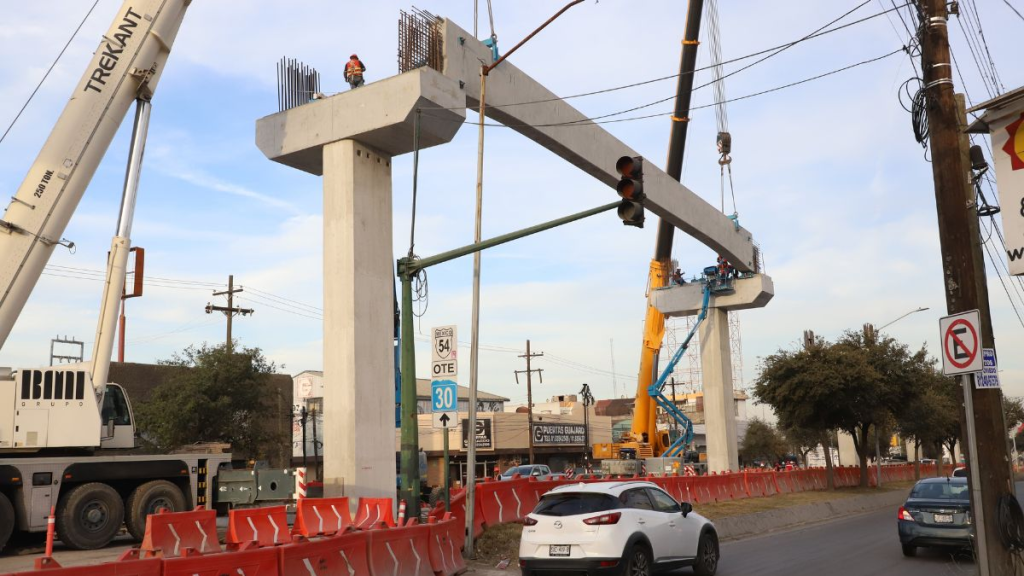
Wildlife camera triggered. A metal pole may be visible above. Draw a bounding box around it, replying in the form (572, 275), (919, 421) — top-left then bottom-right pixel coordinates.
(962, 373), (989, 576)
(526, 339), (535, 464)
(312, 407), (320, 482)
(444, 430), (451, 512)
(301, 406), (308, 470)
(465, 66), (486, 560)
(399, 271), (419, 508)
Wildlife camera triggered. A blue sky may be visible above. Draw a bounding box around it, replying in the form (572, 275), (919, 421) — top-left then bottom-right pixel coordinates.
(1, 0), (1022, 412)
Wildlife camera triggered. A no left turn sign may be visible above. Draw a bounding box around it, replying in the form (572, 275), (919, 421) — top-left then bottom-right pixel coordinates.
(939, 310), (983, 376)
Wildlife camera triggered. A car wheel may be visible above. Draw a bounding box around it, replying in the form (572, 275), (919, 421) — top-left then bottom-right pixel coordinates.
(0, 492), (14, 553)
(693, 530), (720, 576)
(624, 543), (652, 576)
(125, 480), (186, 541)
(902, 544), (916, 557)
(56, 482), (124, 550)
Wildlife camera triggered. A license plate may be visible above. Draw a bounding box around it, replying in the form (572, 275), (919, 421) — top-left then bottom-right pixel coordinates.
(934, 514), (954, 523)
(549, 545), (570, 557)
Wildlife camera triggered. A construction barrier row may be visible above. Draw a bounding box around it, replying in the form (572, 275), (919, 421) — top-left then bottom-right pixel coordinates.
(3, 463), (947, 576)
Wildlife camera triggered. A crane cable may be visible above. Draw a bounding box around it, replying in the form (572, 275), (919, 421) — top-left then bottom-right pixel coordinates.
(705, 0), (738, 218)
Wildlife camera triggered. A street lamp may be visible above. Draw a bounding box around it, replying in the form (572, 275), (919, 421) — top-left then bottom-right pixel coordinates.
(868, 306), (930, 487)
(876, 307), (930, 333)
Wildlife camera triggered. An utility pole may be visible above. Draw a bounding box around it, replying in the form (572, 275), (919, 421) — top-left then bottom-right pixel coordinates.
(580, 383), (594, 464)
(917, 1), (1013, 572)
(299, 406), (308, 470)
(515, 340), (544, 464)
(205, 275), (253, 351)
(312, 407), (320, 482)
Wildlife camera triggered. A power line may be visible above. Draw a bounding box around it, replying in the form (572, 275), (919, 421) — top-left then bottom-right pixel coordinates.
(1003, 0), (1024, 22)
(0, 0), (102, 146)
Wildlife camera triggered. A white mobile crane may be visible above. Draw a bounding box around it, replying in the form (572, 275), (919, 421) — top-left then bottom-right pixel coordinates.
(0, 0), (234, 552)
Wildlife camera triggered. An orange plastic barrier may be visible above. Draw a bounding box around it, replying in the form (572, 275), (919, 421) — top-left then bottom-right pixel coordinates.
(476, 478), (529, 525)
(140, 506), (220, 558)
(227, 505), (290, 548)
(354, 497), (396, 529)
(163, 546), (280, 576)
(279, 530), (371, 576)
(294, 497), (353, 537)
(366, 523), (433, 576)
(427, 514), (467, 576)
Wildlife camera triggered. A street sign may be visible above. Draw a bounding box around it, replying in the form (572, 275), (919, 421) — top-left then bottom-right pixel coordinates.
(431, 379), (458, 429)
(978, 348), (1001, 389)
(989, 110), (1024, 275)
(431, 325), (458, 429)
(939, 310), (983, 376)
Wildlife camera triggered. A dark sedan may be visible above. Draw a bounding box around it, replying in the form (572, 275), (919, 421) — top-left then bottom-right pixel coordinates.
(898, 477), (971, 556)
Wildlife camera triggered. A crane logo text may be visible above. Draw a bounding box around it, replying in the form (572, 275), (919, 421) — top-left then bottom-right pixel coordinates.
(20, 370), (86, 401)
(83, 7), (142, 94)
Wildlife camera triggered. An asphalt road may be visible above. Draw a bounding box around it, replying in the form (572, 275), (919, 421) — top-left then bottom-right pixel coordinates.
(714, 482), (1024, 576)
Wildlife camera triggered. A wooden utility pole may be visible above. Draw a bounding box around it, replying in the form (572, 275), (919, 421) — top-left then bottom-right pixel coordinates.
(206, 275), (253, 350)
(917, 1), (1013, 573)
(515, 340), (544, 464)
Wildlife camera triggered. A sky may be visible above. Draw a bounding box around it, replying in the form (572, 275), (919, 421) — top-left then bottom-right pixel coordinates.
(1, 0), (1023, 416)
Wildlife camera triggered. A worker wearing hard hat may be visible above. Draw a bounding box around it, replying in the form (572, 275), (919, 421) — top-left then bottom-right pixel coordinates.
(345, 54), (367, 89)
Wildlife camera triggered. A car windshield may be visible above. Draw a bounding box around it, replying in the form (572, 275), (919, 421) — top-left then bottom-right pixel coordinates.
(910, 481), (969, 500)
(534, 493), (619, 517)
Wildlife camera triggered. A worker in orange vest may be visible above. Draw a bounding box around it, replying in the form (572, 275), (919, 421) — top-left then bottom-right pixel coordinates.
(345, 54), (367, 89)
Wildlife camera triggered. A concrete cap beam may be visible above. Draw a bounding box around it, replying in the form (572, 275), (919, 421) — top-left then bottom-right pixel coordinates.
(440, 20), (757, 271)
(652, 274), (774, 317)
(256, 67), (465, 175)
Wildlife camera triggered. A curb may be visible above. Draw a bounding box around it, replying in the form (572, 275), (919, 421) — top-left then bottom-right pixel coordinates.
(714, 487), (910, 541)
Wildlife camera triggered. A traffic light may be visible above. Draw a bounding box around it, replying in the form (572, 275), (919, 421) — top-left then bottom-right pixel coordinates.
(615, 155), (645, 228)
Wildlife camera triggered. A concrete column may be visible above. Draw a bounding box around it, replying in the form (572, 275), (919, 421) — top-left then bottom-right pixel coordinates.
(699, 308), (739, 473)
(322, 139), (395, 500)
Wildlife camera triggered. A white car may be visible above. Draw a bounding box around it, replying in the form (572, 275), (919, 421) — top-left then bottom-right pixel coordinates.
(519, 481), (719, 576)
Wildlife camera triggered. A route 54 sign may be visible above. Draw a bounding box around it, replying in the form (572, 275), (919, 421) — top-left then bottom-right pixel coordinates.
(431, 325), (458, 429)
(939, 310), (983, 376)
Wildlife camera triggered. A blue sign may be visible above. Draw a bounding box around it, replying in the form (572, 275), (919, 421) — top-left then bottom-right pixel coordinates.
(432, 379), (457, 412)
(978, 348), (1000, 389)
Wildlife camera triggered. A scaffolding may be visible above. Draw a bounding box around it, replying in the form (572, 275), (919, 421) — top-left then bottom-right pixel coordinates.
(660, 311), (745, 396)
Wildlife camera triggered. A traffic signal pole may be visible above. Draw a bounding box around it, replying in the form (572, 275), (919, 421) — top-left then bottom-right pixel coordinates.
(917, 1), (1013, 573)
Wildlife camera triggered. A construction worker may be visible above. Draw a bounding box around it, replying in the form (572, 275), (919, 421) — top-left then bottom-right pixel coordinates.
(345, 54), (366, 89)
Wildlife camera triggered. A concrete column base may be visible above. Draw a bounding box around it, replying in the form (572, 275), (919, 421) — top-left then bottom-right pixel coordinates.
(322, 139), (396, 500)
(699, 308), (739, 473)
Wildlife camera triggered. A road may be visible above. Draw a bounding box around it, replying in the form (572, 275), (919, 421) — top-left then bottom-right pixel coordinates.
(713, 482), (1024, 576)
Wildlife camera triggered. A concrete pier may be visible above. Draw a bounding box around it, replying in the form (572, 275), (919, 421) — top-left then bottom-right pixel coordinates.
(256, 68), (464, 500)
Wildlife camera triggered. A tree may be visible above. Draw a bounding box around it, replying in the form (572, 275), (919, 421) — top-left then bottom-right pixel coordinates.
(783, 425), (823, 468)
(1003, 396), (1024, 433)
(754, 338), (876, 489)
(831, 329), (929, 486)
(897, 367), (956, 479)
(740, 418), (787, 466)
(135, 342), (280, 458)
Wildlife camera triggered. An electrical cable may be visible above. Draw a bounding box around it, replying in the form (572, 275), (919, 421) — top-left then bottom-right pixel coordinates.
(424, 47), (905, 130)
(0, 0), (102, 146)
(1004, 0), (1024, 23)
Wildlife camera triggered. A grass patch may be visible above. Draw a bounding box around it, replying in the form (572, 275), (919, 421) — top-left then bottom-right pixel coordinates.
(473, 522), (524, 566)
(696, 480), (916, 520)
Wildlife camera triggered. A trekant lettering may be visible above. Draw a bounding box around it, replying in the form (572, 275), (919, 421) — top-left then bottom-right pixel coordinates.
(83, 7), (142, 94)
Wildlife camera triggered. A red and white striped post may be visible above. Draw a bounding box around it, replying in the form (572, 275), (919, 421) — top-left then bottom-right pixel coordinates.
(45, 505), (56, 557)
(294, 467), (307, 500)
(397, 500), (407, 526)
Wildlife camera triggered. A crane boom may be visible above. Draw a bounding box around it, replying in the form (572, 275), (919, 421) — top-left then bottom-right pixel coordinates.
(0, 0), (191, 352)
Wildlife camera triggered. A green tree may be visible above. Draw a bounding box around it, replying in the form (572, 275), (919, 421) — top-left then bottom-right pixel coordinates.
(754, 337), (875, 489)
(135, 343), (279, 458)
(897, 367), (955, 479)
(740, 418), (787, 466)
(831, 329), (928, 486)
(783, 424), (823, 468)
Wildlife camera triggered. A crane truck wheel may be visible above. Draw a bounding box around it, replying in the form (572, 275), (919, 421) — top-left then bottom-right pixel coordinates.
(55, 483), (124, 550)
(125, 480), (186, 541)
(0, 492), (14, 553)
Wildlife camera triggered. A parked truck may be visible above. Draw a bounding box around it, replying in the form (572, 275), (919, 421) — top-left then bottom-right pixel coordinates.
(0, 0), (249, 552)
